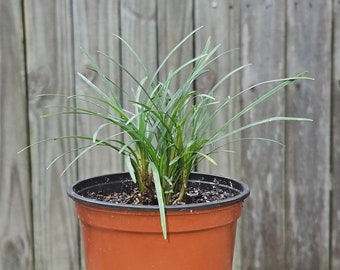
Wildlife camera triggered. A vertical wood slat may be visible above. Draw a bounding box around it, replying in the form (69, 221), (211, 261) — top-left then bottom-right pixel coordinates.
(240, 2), (286, 269)
(286, 1), (332, 269)
(156, 0), (194, 195)
(119, 1), (157, 172)
(194, 0), (242, 180)
(25, 0), (79, 269)
(73, 0), (123, 179)
(120, 0), (158, 107)
(332, 0), (340, 268)
(0, 0), (33, 269)
(157, 0), (193, 88)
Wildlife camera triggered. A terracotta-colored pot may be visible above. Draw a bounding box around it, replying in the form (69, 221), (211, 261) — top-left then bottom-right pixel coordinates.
(68, 172), (249, 270)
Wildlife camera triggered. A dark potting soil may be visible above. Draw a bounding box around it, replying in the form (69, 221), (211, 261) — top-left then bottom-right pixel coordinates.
(85, 178), (239, 206)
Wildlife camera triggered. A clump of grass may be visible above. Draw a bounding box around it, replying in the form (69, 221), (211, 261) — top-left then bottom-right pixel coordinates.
(23, 28), (313, 238)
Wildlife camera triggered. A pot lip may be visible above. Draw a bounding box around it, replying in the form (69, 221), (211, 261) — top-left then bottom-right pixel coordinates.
(67, 172), (250, 211)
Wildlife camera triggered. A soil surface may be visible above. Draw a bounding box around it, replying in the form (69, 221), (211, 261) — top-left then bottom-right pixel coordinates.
(85, 179), (238, 206)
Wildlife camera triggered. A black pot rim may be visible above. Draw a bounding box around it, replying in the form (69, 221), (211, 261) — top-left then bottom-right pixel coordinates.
(67, 172), (250, 211)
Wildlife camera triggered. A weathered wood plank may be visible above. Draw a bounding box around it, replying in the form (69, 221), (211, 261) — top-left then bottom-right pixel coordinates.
(157, 0), (193, 88)
(73, 0), (123, 179)
(194, 0), (242, 179)
(240, 1), (286, 269)
(332, 0), (340, 268)
(286, 1), (332, 269)
(120, 0), (157, 90)
(0, 0), (33, 269)
(194, 1), (242, 268)
(25, 0), (79, 269)
(120, 0), (157, 172)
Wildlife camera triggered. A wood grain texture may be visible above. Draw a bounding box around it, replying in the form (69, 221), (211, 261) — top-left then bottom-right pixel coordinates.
(240, 1), (286, 269)
(157, 0), (193, 89)
(0, 0), (33, 269)
(286, 1), (332, 269)
(73, 0), (123, 179)
(120, 0), (158, 94)
(332, 0), (340, 268)
(25, 0), (79, 269)
(194, 0), (242, 180)
(120, 0), (157, 172)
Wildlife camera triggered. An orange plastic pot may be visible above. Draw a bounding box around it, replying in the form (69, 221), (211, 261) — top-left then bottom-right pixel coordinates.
(68, 173), (249, 270)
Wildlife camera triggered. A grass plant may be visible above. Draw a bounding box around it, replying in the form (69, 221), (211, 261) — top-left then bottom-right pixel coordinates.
(21, 28), (313, 238)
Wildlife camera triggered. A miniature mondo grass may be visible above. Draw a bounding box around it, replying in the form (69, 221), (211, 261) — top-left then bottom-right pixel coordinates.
(22, 27), (313, 238)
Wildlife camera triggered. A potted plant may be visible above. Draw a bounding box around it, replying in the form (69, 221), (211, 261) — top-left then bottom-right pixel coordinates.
(25, 28), (312, 269)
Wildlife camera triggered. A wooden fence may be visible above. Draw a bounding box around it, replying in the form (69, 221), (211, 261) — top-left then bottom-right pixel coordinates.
(1, 0), (339, 269)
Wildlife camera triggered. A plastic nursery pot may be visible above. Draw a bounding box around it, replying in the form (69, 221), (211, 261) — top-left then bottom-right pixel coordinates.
(67, 172), (250, 270)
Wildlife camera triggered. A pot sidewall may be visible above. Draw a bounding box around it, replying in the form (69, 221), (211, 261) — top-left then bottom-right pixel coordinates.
(68, 173), (250, 270)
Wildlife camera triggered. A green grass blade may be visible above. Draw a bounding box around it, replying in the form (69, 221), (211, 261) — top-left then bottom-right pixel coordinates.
(211, 116), (313, 144)
(150, 162), (167, 239)
(125, 155), (137, 183)
(149, 26), (204, 86)
(209, 72), (312, 141)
